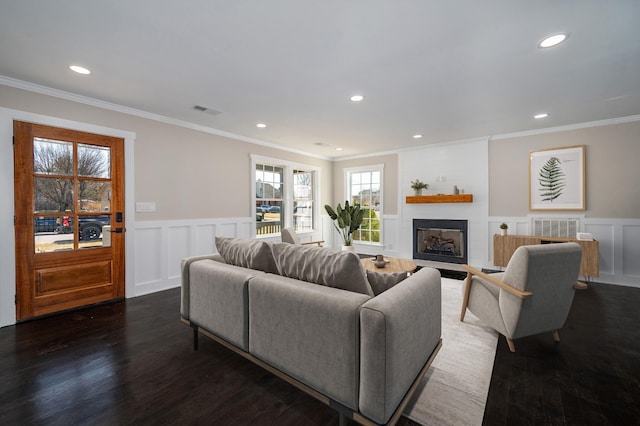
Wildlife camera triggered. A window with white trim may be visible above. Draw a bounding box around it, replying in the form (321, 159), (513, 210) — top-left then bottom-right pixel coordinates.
(253, 156), (319, 237)
(346, 165), (383, 244)
(292, 169), (314, 232)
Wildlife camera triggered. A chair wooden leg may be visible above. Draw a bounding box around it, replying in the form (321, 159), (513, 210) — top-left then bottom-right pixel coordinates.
(460, 272), (473, 322)
(552, 330), (560, 342)
(506, 337), (515, 353)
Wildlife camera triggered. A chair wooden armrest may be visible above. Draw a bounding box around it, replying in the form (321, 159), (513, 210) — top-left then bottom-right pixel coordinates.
(301, 240), (324, 247)
(461, 264), (533, 299)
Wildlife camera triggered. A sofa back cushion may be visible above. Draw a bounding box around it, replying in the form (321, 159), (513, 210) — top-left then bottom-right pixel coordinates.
(271, 243), (374, 296)
(215, 236), (278, 274)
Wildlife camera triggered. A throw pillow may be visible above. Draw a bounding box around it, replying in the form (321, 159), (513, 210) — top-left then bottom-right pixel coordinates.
(215, 236), (278, 274)
(271, 243), (374, 296)
(366, 270), (408, 296)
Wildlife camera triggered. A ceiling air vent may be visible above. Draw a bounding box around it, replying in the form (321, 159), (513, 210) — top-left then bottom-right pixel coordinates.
(193, 105), (222, 116)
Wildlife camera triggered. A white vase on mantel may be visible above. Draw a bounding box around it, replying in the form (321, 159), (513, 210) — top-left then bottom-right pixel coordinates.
(342, 245), (356, 252)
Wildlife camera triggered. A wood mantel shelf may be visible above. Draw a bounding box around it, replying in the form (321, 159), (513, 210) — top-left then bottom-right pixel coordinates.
(406, 194), (473, 204)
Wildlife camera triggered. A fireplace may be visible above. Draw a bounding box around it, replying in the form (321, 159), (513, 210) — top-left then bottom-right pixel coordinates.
(413, 219), (468, 264)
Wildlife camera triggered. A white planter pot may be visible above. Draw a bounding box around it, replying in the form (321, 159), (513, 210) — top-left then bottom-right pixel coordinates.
(500, 229), (508, 236)
(342, 245), (356, 252)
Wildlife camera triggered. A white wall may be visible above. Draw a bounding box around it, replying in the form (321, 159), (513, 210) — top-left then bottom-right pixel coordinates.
(396, 138), (490, 266)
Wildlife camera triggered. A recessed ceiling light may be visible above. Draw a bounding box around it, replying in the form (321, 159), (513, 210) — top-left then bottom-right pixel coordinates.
(335, 147), (343, 151)
(538, 33), (568, 48)
(534, 113), (549, 119)
(350, 95), (364, 102)
(413, 134), (423, 139)
(256, 123), (267, 128)
(69, 65), (91, 75)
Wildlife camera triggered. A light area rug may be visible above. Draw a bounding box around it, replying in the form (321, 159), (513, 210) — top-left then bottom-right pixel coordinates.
(403, 277), (499, 426)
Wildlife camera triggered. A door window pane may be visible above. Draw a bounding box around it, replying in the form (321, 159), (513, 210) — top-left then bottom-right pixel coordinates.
(79, 215), (111, 249)
(79, 181), (111, 212)
(34, 177), (74, 213)
(34, 138), (73, 176)
(78, 144), (110, 178)
(34, 215), (74, 253)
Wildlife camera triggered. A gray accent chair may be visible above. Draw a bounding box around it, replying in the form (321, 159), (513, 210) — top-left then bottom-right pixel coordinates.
(460, 242), (582, 352)
(281, 226), (324, 246)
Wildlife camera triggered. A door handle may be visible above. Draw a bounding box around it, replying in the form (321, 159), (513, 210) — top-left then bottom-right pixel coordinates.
(109, 227), (124, 233)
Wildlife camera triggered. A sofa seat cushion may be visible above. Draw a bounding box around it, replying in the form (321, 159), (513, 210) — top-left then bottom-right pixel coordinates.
(215, 236), (277, 274)
(271, 243), (374, 296)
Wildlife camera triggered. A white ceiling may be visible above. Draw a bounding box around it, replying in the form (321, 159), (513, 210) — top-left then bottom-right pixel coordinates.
(1, 1), (639, 159)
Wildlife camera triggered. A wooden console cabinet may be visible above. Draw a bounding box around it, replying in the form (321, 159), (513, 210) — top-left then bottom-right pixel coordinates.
(493, 234), (599, 278)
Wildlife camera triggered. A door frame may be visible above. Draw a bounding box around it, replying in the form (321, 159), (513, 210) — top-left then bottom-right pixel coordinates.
(0, 107), (136, 327)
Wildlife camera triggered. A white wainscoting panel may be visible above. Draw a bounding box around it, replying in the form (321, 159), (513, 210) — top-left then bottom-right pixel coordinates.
(134, 226), (163, 288)
(195, 224), (216, 255)
(168, 226), (191, 279)
(218, 222), (239, 237)
(584, 223), (615, 275)
(622, 223), (640, 277)
(134, 217), (254, 296)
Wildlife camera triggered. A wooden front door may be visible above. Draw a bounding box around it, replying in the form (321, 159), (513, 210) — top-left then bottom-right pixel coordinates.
(14, 121), (125, 321)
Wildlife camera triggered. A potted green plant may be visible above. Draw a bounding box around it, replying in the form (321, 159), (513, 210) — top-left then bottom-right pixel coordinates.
(324, 200), (364, 250)
(499, 222), (508, 236)
(410, 179), (429, 196)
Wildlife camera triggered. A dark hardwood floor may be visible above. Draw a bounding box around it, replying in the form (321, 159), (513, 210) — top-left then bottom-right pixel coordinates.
(0, 281), (638, 425)
(484, 281), (640, 426)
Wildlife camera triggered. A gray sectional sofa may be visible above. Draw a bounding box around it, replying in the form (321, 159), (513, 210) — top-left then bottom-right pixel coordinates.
(181, 237), (442, 425)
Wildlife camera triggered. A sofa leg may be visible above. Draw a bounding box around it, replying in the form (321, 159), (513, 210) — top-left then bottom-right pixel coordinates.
(192, 325), (199, 351)
(552, 330), (560, 342)
(338, 412), (347, 426)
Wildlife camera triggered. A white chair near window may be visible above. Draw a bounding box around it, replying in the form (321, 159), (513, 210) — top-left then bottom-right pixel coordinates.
(281, 227), (323, 247)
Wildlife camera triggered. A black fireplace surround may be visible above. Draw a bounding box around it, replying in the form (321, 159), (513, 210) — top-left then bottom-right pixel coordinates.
(413, 219), (468, 264)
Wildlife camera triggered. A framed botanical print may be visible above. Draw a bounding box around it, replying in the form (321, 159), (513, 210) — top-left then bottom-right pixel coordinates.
(529, 145), (585, 210)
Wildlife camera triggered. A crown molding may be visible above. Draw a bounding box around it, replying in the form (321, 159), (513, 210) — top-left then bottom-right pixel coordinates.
(333, 148), (401, 162)
(336, 113), (640, 161)
(490, 115), (640, 141)
(0, 75), (332, 161)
